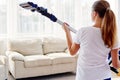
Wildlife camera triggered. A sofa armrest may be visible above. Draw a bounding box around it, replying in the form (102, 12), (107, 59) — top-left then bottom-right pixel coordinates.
(6, 51), (24, 61)
(0, 56), (6, 65)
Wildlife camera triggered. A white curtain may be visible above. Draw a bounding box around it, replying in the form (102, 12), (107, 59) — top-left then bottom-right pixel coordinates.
(7, 0), (18, 38)
(0, 0), (119, 40)
(74, 0), (96, 29)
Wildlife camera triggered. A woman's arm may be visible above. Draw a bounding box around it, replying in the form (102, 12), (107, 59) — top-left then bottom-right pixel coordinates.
(62, 23), (80, 56)
(111, 49), (120, 69)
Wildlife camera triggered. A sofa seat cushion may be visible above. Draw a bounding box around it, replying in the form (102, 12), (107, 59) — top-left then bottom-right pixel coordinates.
(46, 53), (75, 65)
(24, 55), (52, 68)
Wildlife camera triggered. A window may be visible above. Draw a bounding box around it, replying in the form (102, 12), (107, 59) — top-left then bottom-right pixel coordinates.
(0, 0), (119, 39)
(74, 0), (96, 28)
(0, 0), (7, 35)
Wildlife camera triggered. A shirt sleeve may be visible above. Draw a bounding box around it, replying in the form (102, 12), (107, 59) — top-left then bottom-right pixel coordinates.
(112, 41), (120, 49)
(73, 28), (83, 44)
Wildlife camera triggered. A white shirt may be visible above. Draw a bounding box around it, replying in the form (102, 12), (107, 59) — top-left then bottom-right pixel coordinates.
(74, 27), (119, 80)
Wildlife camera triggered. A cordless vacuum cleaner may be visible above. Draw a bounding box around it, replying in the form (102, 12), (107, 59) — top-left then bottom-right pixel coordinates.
(19, 2), (77, 33)
(19, 2), (120, 75)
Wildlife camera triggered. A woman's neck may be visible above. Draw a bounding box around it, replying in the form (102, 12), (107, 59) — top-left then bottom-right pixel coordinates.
(93, 22), (101, 28)
(93, 16), (102, 28)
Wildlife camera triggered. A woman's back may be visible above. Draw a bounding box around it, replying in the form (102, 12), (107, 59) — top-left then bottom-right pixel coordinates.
(76, 27), (110, 67)
(75, 27), (112, 80)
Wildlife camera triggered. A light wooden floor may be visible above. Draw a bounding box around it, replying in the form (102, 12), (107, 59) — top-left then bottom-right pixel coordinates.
(8, 72), (120, 80)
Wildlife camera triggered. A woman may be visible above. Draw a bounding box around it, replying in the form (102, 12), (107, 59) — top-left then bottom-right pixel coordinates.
(62, 0), (120, 80)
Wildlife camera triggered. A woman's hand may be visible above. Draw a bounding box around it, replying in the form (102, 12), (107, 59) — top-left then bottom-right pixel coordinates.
(62, 22), (70, 32)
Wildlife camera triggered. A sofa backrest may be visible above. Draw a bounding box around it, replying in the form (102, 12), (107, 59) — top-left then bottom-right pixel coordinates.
(8, 38), (43, 56)
(43, 37), (67, 55)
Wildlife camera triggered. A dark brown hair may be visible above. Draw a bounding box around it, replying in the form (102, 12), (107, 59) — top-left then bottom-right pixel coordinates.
(92, 0), (117, 48)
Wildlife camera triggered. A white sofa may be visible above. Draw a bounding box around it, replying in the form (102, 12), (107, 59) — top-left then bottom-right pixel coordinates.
(0, 56), (8, 80)
(0, 39), (8, 80)
(6, 37), (77, 79)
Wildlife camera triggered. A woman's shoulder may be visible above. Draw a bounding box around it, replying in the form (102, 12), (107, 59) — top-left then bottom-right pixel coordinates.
(77, 26), (100, 35)
(78, 26), (93, 32)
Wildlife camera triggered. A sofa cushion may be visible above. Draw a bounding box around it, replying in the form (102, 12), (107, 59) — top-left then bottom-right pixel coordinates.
(46, 53), (75, 65)
(24, 55), (52, 68)
(43, 37), (67, 54)
(8, 39), (43, 56)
